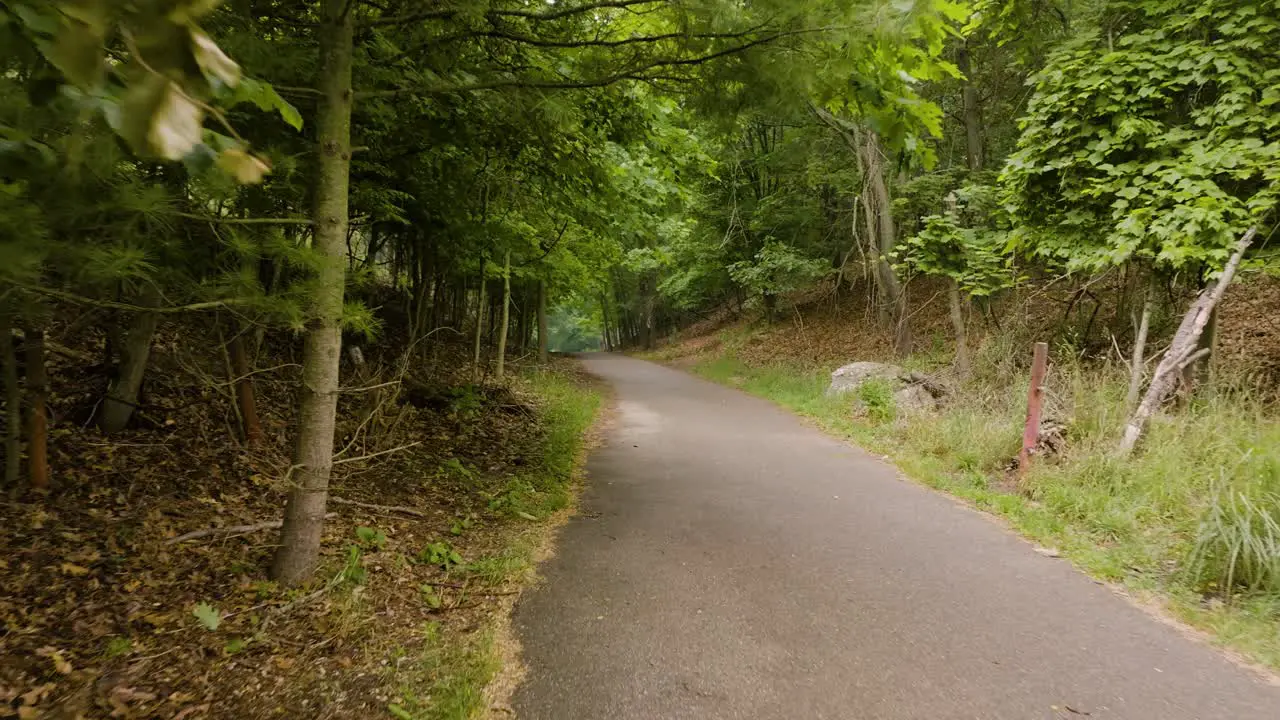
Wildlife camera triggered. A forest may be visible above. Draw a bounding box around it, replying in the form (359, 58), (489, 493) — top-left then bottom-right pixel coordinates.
(2, 0), (1279, 716)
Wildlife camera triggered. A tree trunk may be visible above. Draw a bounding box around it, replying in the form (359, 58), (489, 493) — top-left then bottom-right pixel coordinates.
(1125, 296), (1152, 412)
(1120, 229), (1254, 455)
(862, 132), (910, 356)
(2, 313), (19, 489)
(472, 269), (487, 382)
(272, 0), (354, 585)
(956, 41), (984, 172)
(23, 325), (48, 490)
(538, 280), (550, 362)
(229, 335), (263, 445)
(99, 295), (160, 433)
(599, 293), (613, 352)
(495, 251), (512, 381)
(947, 280), (970, 379)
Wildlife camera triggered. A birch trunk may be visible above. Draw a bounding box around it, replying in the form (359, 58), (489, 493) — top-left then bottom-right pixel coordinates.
(1125, 297), (1152, 412)
(272, 0), (354, 585)
(1119, 229), (1254, 455)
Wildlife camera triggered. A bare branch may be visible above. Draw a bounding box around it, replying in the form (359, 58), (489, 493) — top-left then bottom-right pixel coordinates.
(361, 0), (665, 27)
(8, 282), (242, 314)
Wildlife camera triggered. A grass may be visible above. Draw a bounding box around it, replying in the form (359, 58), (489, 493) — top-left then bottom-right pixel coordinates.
(684, 337), (1280, 671)
(391, 364), (602, 719)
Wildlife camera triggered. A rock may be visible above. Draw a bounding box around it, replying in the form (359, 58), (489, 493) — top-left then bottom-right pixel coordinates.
(893, 383), (937, 413)
(825, 362), (906, 397)
(825, 361), (938, 414)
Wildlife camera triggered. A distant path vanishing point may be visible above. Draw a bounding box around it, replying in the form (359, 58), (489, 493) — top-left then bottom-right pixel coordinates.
(512, 353), (1280, 719)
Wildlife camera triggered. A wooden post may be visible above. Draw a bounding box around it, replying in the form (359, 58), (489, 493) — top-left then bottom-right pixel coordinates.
(1019, 342), (1049, 479)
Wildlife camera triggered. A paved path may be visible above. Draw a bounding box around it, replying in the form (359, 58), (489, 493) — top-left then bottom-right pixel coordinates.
(512, 354), (1280, 719)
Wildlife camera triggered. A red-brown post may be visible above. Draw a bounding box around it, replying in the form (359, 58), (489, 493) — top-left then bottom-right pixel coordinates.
(1019, 342), (1049, 479)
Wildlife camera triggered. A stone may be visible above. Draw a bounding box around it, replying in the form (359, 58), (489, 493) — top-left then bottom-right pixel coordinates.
(825, 361), (938, 413)
(824, 362), (905, 397)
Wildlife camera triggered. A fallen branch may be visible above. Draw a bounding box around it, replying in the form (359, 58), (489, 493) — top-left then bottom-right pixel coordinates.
(331, 441), (423, 466)
(166, 514), (336, 545)
(329, 496), (431, 518)
(1119, 227), (1256, 454)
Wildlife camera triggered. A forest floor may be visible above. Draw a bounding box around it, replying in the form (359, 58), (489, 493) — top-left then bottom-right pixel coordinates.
(643, 274), (1280, 675)
(0, 319), (603, 720)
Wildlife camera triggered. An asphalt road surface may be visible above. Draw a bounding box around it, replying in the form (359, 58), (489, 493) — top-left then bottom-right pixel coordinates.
(512, 354), (1280, 719)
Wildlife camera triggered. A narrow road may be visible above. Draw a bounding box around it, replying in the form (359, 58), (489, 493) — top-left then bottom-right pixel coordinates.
(512, 354), (1280, 719)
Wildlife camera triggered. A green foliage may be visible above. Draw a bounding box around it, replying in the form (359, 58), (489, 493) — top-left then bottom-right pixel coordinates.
(727, 242), (830, 302)
(1002, 0), (1280, 273)
(356, 526), (388, 550)
(417, 542), (464, 571)
(857, 378), (897, 422)
(1191, 488), (1280, 594)
(192, 601), (222, 631)
(895, 182), (1015, 296)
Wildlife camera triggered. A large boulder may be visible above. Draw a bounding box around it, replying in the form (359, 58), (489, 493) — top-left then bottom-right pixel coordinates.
(825, 362), (906, 397)
(825, 362), (939, 413)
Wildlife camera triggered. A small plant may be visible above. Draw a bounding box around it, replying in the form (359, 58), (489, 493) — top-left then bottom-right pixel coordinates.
(447, 385), (485, 421)
(417, 541), (464, 570)
(438, 457), (476, 482)
(224, 637), (248, 655)
(420, 584), (444, 610)
(450, 514), (476, 536)
(341, 544), (368, 585)
(857, 379), (896, 422)
(1189, 486), (1280, 595)
(192, 602), (222, 631)
(356, 525), (388, 550)
(103, 636), (133, 658)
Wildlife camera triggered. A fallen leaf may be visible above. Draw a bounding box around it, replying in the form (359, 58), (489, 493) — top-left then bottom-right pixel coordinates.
(61, 562), (90, 576)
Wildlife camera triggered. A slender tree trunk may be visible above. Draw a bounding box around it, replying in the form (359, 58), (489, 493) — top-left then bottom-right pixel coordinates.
(229, 335), (263, 445)
(1120, 229), (1254, 455)
(496, 251), (512, 381)
(23, 325), (48, 490)
(1126, 296), (1152, 412)
(272, 0), (354, 585)
(599, 293), (613, 352)
(947, 280), (970, 379)
(2, 313), (19, 489)
(538, 280), (550, 362)
(862, 132), (910, 356)
(472, 269), (487, 382)
(956, 41), (984, 172)
(99, 295), (160, 433)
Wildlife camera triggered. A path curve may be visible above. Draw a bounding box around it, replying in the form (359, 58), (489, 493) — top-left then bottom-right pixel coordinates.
(512, 354), (1280, 719)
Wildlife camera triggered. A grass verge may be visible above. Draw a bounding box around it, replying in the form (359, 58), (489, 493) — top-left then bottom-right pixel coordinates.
(387, 364), (603, 720)
(665, 337), (1280, 674)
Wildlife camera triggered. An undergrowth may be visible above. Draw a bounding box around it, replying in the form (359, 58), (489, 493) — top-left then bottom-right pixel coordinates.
(683, 334), (1280, 671)
(389, 367), (601, 720)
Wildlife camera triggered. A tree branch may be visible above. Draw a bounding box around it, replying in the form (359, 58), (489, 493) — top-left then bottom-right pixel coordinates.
(361, 0), (665, 27)
(8, 282), (243, 314)
(357, 28), (820, 98)
(170, 212), (314, 225)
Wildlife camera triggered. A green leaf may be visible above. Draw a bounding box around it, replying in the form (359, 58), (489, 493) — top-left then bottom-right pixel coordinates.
(229, 78), (303, 131)
(192, 602), (221, 631)
(387, 704), (413, 720)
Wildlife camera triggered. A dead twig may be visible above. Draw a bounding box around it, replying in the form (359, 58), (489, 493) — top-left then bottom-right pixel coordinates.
(165, 513), (336, 545)
(329, 496), (431, 518)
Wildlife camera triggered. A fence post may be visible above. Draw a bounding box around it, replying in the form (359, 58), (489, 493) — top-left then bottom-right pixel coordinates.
(1019, 342), (1049, 480)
